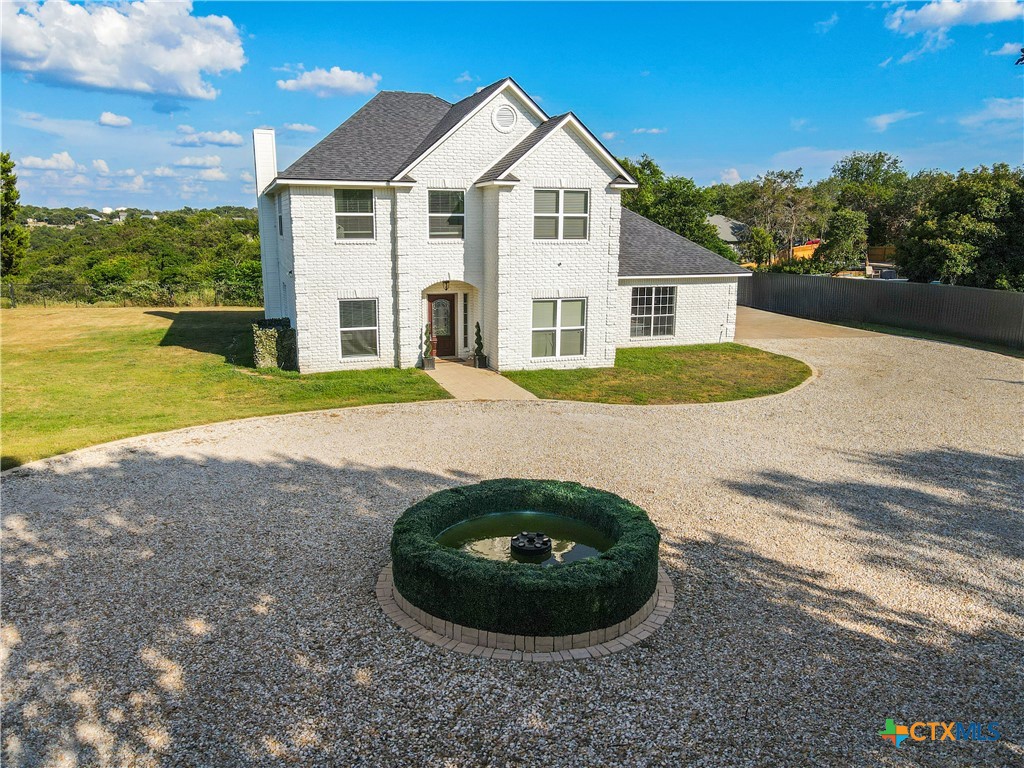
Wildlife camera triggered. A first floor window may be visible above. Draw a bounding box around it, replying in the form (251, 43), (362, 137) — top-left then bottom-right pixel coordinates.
(532, 298), (587, 358)
(339, 299), (378, 357)
(630, 286), (676, 337)
(428, 190), (465, 238)
(335, 189), (374, 239)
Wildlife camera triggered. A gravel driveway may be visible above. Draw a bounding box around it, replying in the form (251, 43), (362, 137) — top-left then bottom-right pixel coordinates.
(3, 331), (1022, 767)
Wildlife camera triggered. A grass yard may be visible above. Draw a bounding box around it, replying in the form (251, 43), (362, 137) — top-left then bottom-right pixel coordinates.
(0, 308), (450, 469)
(504, 343), (812, 405)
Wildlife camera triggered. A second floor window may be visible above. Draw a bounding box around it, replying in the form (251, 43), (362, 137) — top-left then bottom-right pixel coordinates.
(335, 189), (374, 239)
(429, 191), (465, 239)
(534, 189), (589, 240)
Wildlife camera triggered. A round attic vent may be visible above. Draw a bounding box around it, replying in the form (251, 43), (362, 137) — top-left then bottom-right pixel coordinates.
(492, 104), (517, 133)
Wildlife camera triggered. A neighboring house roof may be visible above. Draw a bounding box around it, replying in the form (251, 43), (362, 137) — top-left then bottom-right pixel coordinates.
(278, 91), (451, 181)
(707, 214), (749, 244)
(619, 209), (750, 277)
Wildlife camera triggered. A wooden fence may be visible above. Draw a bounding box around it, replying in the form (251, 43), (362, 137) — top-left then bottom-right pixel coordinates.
(737, 273), (1024, 349)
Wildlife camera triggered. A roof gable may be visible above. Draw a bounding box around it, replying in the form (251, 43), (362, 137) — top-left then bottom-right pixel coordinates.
(278, 91), (450, 181)
(394, 77), (547, 179)
(619, 208), (750, 277)
(476, 113), (636, 187)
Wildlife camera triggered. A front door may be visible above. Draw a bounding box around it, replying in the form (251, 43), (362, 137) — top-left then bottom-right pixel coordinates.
(427, 294), (456, 357)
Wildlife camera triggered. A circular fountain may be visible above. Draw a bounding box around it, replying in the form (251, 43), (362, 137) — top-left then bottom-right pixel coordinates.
(383, 479), (671, 658)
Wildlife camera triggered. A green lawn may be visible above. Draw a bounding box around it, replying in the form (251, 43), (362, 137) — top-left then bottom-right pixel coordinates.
(504, 343), (812, 405)
(0, 308), (450, 469)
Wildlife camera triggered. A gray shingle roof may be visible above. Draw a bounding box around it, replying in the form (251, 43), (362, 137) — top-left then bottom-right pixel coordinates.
(398, 78), (512, 174)
(477, 114), (567, 183)
(619, 208), (750, 277)
(278, 91), (451, 181)
(707, 214), (749, 244)
(277, 78), (525, 182)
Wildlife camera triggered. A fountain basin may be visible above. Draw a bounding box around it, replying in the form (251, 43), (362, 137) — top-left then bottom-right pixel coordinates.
(390, 479), (661, 637)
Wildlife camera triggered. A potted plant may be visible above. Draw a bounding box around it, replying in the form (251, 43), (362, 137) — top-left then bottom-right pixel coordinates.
(473, 321), (488, 369)
(421, 323), (435, 370)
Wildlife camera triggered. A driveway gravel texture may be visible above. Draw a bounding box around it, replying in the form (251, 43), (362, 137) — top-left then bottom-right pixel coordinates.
(2, 334), (1022, 767)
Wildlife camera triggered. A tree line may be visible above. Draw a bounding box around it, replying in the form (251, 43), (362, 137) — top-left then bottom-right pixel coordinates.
(621, 151), (1023, 292)
(2, 152), (262, 304)
(2, 149), (1022, 298)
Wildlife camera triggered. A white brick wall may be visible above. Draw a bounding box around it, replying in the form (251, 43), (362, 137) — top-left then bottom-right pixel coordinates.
(492, 126), (620, 371)
(393, 90), (542, 367)
(289, 185), (396, 372)
(617, 277), (740, 346)
(256, 87), (741, 374)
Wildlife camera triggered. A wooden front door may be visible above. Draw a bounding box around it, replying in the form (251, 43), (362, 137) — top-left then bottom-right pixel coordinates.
(427, 294), (456, 357)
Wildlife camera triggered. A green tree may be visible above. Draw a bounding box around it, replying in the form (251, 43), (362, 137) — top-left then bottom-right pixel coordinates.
(1, 152), (30, 275)
(895, 164), (1024, 290)
(740, 226), (776, 266)
(620, 154), (736, 260)
(815, 208), (868, 271)
(831, 151), (910, 245)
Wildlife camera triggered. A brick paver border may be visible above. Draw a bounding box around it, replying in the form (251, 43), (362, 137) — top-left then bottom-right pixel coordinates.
(376, 563), (674, 661)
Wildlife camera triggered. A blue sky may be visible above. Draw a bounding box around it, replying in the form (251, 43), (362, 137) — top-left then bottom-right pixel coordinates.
(2, 1), (1022, 210)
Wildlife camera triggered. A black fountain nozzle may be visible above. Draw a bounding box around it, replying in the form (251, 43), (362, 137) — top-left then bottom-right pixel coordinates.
(510, 531), (552, 557)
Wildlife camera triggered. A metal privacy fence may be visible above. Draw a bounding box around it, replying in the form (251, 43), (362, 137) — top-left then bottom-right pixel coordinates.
(737, 273), (1024, 349)
(1, 281), (262, 308)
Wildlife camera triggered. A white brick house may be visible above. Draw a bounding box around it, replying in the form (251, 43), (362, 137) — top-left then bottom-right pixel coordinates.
(253, 77), (748, 373)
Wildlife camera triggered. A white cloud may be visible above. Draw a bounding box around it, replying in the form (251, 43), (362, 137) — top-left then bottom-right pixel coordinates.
(0, 0), (246, 100)
(790, 117), (809, 131)
(879, 56), (894, 67)
(276, 66), (381, 97)
(815, 13), (839, 34)
(239, 171), (255, 182)
(172, 129), (243, 147)
(120, 175), (146, 192)
(899, 28), (953, 63)
(601, 131), (618, 140)
(959, 97), (1024, 127)
(886, 1), (1023, 62)
(632, 128), (667, 134)
(720, 168), (742, 185)
(152, 166), (177, 177)
(455, 71), (477, 83)
(98, 111), (131, 128)
(866, 109), (923, 132)
(196, 167), (228, 181)
(177, 124), (195, 134)
(92, 159), (110, 174)
(283, 123), (318, 133)
(886, 1), (1023, 35)
(989, 41), (1023, 56)
(174, 155), (221, 168)
(18, 151), (76, 170)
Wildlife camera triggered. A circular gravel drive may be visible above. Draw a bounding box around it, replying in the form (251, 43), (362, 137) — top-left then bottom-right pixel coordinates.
(3, 333), (1022, 767)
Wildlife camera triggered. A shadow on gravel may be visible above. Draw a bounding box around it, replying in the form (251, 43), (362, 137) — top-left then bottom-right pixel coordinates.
(658, 533), (1023, 766)
(3, 447), (1020, 766)
(2, 449), (473, 767)
(723, 447), (1024, 618)
(147, 310), (262, 367)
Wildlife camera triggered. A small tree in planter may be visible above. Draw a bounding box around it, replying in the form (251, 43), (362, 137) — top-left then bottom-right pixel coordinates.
(421, 323), (435, 370)
(473, 321), (488, 368)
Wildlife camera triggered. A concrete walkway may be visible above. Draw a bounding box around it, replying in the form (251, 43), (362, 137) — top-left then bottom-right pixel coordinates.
(736, 306), (879, 340)
(425, 358), (538, 401)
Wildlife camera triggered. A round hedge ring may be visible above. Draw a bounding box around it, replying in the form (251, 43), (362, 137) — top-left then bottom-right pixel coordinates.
(390, 479), (661, 637)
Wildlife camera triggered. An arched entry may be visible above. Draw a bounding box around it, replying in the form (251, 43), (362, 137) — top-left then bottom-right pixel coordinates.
(427, 293), (456, 357)
(421, 280), (479, 360)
